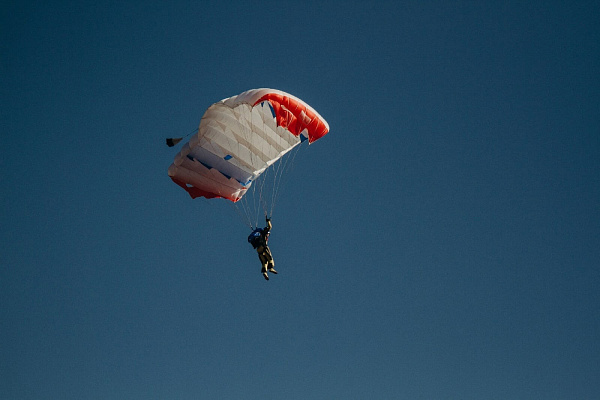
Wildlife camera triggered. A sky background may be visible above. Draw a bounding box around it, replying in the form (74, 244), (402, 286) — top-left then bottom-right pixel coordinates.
(2, 1), (599, 399)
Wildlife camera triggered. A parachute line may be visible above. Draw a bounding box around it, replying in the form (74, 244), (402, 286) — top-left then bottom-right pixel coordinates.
(166, 127), (197, 147)
(270, 143), (301, 217)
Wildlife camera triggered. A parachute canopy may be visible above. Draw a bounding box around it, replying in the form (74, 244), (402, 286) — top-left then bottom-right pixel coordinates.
(168, 88), (329, 202)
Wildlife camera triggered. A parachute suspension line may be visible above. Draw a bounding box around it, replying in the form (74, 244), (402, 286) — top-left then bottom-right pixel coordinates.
(237, 168), (256, 229)
(166, 127), (198, 147)
(250, 177), (261, 229)
(269, 143), (301, 217)
(248, 109), (258, 228)
(257, 165), (270, 219)
(185, 127), (198, 138)
(201, 195), (251, 230)
(249, 104), (260, 227)
(266, 103), (301, 218)
(235, 162), (255, 229)
(269, 151), (286, 217)
(229, 100), (304, 226)
(264, 105), (286, 218)
(240, 197), (252, 229)
(230, 201), (253, 229)
(253, 101), (271, 221)
(239, 102), (270, 229)
(272, 148), (291, 215)
(233, 177), (256, 229)
(233, 104), (254, 229)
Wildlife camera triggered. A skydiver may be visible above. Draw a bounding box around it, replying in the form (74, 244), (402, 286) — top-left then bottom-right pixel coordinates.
(248, 216), (277, 281)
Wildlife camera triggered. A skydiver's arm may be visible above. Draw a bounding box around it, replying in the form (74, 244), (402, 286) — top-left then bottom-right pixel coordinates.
(265, 217), (272, 232)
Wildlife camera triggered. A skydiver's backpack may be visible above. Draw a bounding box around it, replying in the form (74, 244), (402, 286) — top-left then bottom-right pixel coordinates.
(248, 229), (263, 249)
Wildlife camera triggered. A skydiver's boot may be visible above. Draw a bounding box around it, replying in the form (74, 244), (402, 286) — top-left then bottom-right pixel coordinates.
(262, 272), (269, 281)
(268, 268), (277, 274)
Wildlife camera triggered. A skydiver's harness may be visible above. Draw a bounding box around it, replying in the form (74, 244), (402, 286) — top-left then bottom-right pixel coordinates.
(248, 228), (269, 250)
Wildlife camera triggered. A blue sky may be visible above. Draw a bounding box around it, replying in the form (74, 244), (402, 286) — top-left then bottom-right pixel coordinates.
(2, 1), (599, 399)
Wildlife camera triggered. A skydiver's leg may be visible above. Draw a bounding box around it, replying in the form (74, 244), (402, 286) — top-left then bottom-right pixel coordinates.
(258, 250), (269, 280)
(265, 247), (276, 274)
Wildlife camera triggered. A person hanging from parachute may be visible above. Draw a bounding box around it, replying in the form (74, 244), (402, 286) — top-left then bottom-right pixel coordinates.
(248, 215), (277, 280)
(166, 88), (329, 280)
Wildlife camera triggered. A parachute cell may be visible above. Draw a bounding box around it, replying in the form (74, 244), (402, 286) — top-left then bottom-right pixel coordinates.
(168, 88), (329, 202)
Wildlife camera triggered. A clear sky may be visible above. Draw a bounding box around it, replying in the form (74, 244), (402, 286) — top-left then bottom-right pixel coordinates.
(2, 1), (599, 399)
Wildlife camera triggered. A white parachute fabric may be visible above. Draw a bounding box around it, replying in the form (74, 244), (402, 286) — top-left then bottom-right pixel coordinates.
(168, 88), (329, 203)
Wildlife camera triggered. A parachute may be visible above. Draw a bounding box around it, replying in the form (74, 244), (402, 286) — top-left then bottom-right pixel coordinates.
(167, 88), (329, 226)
